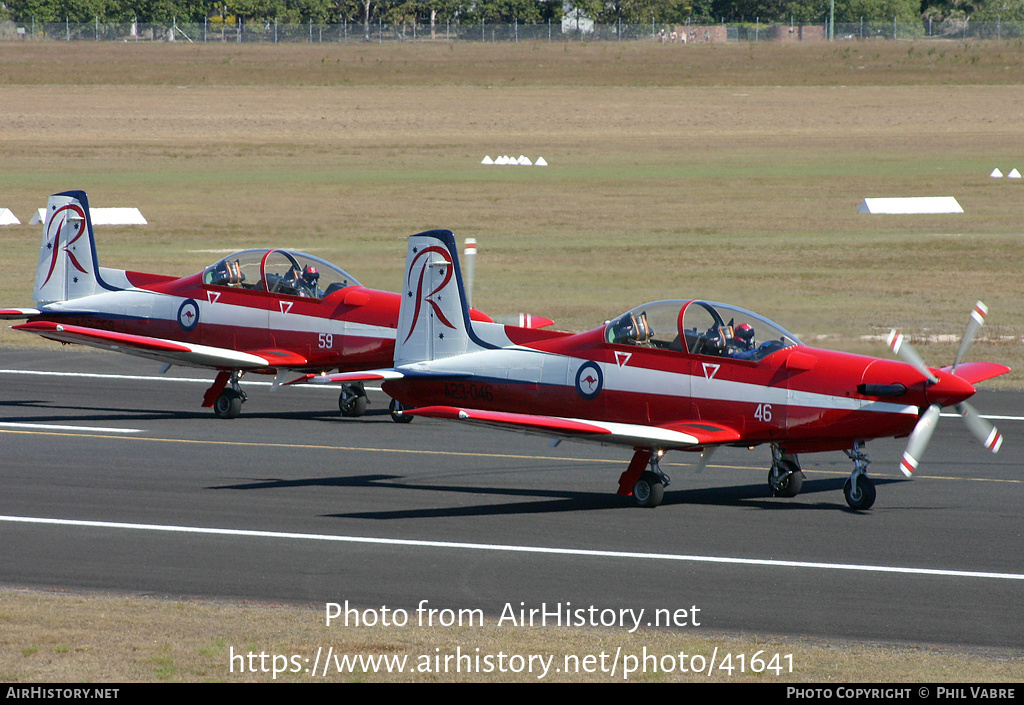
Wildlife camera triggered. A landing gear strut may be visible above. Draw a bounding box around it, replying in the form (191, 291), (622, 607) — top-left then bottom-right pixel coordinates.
(211, 371), (247, 419)
(768, 444), (804, 498)
(620, 449), (670, 508)
(843, 441), (876, 510)
(339, 383), (367, 417)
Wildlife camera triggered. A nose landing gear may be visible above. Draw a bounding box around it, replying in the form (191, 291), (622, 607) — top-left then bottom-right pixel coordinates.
(843, 441), (876, 510)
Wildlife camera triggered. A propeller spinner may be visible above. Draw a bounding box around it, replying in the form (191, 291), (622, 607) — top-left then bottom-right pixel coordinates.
(887, 301), (1003, 477)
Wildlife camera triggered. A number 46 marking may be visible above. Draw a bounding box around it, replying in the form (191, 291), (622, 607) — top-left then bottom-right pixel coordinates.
(754, 404), (772, 422)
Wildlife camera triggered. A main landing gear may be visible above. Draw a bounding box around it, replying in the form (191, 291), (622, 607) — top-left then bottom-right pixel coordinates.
(619, 449), (671, 508)
(768, 445), (804, 498)
(338, 383), (367, 418)
(207, 370), (247, 419)
(204, 373), (370, 420)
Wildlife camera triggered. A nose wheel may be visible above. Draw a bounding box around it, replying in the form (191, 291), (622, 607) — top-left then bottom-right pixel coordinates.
(843, 442), (876, 510)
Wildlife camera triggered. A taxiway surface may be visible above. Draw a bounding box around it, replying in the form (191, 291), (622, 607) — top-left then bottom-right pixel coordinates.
(1, 350), (1022, 648)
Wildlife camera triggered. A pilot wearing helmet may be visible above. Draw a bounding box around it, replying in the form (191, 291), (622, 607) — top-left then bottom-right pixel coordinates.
(729, 323), (758, 359)
(282, 263), (322, 297)
(299, 265), (321, 298)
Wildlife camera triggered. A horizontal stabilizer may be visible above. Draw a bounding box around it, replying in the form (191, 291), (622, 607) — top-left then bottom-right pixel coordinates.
(289, 369), (408, 386)
(0, 308), (41, 319)
(940, 361), (1011, 386)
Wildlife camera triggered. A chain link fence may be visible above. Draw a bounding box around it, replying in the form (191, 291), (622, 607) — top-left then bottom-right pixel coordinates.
(3, 18), (1024, 43)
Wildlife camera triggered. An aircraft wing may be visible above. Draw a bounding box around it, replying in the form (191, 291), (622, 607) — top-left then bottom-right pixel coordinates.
(403, 405), (742, 450)
(11, 320), (275, 369)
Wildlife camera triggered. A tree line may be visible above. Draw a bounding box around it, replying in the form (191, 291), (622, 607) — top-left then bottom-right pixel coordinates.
(2, 0), (1021, 27)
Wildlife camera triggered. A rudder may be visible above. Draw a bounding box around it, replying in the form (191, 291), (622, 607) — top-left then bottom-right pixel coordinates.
(395, 230), (487, 365)
(33, 191), (108, 304)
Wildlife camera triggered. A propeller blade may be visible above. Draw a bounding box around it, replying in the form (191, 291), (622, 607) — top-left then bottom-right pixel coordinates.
(956, 401), (1003, 453)
(899, 404), (941, 477)
(887, 329), (938, 384)
(952, 301), (988, 373)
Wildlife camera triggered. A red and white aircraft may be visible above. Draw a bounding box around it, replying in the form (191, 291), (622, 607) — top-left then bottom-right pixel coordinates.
(333, 229), (1010, 510)
(0, 190), (549, 419)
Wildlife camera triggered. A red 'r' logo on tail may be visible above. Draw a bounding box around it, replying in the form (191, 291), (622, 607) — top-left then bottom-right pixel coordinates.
(403, 245), (456, 344)
(41, 204), (89, 288)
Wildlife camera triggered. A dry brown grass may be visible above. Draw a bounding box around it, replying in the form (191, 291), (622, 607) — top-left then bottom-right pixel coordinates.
(3, 39), (1024, 87)
(2, 587), (1022, 682)
(2, 44), (1021, 379)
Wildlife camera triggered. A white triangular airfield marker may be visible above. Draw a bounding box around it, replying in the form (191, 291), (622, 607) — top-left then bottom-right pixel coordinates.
(0, 208), (20, 225)
(857, 197), (963, 214)
(517, 155), (532, 166)
(481, 155), (494, 165)
(1008, 168), (1021, 179)
(990, 168), (1003, 178)
(535, 157), (548, 166)
(30, 206), (147, 224)
(94, 208), (148, 224)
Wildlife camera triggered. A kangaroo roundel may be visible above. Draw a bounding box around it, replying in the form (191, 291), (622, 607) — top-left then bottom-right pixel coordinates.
(575, 360), (603, 400)
(177, 298), (200, 332)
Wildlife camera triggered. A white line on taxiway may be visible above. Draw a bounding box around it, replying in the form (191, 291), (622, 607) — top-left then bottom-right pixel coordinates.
(2, 514), (1022, 581)
(0, 422), (142, 433)
(0, 368), (382, 391)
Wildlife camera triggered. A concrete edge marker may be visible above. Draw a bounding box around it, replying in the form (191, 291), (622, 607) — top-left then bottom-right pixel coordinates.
(857, 197), (963, 214)
(30, 207), (148, 225)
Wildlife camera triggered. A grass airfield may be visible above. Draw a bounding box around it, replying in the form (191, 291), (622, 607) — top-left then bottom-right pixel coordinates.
(0, 39), (1022, 681)
(1, 40), (1023, 378)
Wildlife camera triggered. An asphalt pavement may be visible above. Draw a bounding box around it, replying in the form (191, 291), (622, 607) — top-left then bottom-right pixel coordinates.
(1, 349), (1021, 648)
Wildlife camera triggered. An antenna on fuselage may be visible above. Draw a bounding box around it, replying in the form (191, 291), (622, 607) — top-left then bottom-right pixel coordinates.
(463, 238), (476, 308)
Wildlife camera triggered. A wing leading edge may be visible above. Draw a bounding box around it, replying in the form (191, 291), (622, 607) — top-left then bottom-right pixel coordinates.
(402, 405), (742, 450)
(12, 320), (277, 369)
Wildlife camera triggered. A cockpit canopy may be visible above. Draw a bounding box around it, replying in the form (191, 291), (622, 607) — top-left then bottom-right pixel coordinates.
(202, 249), (360, 300)
(605, 300), (802, 362)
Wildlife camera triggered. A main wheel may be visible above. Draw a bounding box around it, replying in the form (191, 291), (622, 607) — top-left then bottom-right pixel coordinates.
(339, 386), (367, 417)
(632, 471), (665, 508)
(213, 389), (242, 419)
(844, 474), (876, 510)
(389, 398), (414, 424)
(768, 461), (804, 498)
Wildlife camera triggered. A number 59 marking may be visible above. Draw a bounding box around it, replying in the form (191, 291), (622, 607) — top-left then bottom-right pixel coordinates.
(754, 403), (772, 422)
(318, 333), (334, 349)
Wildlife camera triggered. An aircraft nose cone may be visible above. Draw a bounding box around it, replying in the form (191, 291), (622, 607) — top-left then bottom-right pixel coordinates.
(926, 372), (976, 407)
